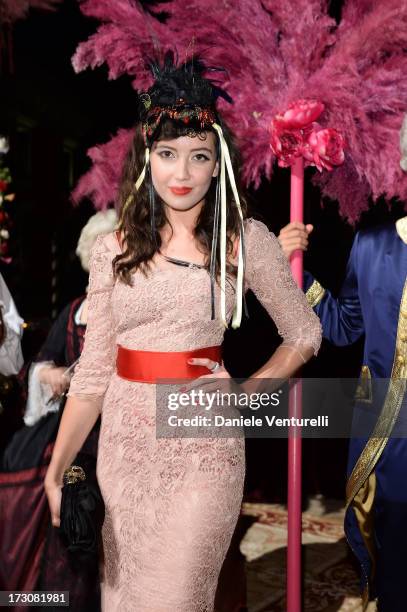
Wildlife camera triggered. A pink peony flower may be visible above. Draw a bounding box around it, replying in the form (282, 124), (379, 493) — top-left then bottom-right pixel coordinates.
(306, 128), (345, 171)
(275, 99), (325, 130)
(270, 100), (344, 171)
(270, 118), (304, 167)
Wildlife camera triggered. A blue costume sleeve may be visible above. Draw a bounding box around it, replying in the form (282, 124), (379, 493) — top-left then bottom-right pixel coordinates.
(304, 233), (364, 346)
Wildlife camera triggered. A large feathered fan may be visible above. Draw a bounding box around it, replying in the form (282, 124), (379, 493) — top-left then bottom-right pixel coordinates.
(72, 0), (407, 221)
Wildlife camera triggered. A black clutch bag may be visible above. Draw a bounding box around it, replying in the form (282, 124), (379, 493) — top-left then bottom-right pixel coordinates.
(59, 465), (105, 563)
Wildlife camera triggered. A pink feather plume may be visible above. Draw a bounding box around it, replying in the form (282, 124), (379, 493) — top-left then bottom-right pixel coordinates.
(71, 128), (134, 209)
(73, 0), (407, 221)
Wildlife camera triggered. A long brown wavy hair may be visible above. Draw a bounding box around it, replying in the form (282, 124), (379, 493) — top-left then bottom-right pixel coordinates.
(113, 115), (248, 285)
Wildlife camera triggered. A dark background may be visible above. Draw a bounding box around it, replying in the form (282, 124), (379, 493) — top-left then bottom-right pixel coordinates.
(0, 0), (405, 503)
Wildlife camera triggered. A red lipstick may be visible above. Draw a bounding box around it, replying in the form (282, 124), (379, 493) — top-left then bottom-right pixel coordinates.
(170, 187), (193, 196)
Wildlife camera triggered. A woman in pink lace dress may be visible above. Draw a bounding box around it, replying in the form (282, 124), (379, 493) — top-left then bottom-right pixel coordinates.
(45, 57), (321, 611)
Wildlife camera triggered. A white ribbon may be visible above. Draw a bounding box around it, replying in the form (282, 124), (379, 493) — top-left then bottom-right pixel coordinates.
(212, 123), (245, 329)
(135, 147), (150, 191)
(120, 148), (150, 225)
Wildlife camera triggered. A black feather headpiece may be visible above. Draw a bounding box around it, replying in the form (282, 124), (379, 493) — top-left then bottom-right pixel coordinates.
(139, 51), (232, 145)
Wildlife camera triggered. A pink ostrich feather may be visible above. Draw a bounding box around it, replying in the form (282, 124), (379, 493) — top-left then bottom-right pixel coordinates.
(72, 0), (170, 89)
(71, 128), (134, 210)
(0, 0), (61, 23)
(73, 0), (407, 221)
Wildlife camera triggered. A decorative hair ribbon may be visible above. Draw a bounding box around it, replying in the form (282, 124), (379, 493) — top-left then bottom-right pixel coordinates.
(119, 148), (150, 225)
(212, 123), (245, 329)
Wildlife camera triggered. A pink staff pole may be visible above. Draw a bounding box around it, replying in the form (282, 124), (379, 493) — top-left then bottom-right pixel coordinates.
(286, 156), (304, 612)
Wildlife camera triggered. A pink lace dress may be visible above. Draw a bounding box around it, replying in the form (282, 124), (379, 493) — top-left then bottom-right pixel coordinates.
(68, 218), (322, 612)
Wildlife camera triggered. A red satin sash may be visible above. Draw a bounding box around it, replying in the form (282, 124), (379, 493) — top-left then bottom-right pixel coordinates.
(116, 345), (222, 383)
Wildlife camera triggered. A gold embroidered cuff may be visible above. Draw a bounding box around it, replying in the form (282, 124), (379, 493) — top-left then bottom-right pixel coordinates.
(306, 279), (326, 308)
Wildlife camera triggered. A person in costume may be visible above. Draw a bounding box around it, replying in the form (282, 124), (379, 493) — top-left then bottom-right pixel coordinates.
(277, 119), (407, 610)
(44, 55), (321, 612)
(0, 209), (117, 610)
(22, 209), (118, 428)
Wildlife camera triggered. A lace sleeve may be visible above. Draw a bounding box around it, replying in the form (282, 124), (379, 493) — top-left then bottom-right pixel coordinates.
(68, 234), (117, 406)
(244, 218), (322, 355)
